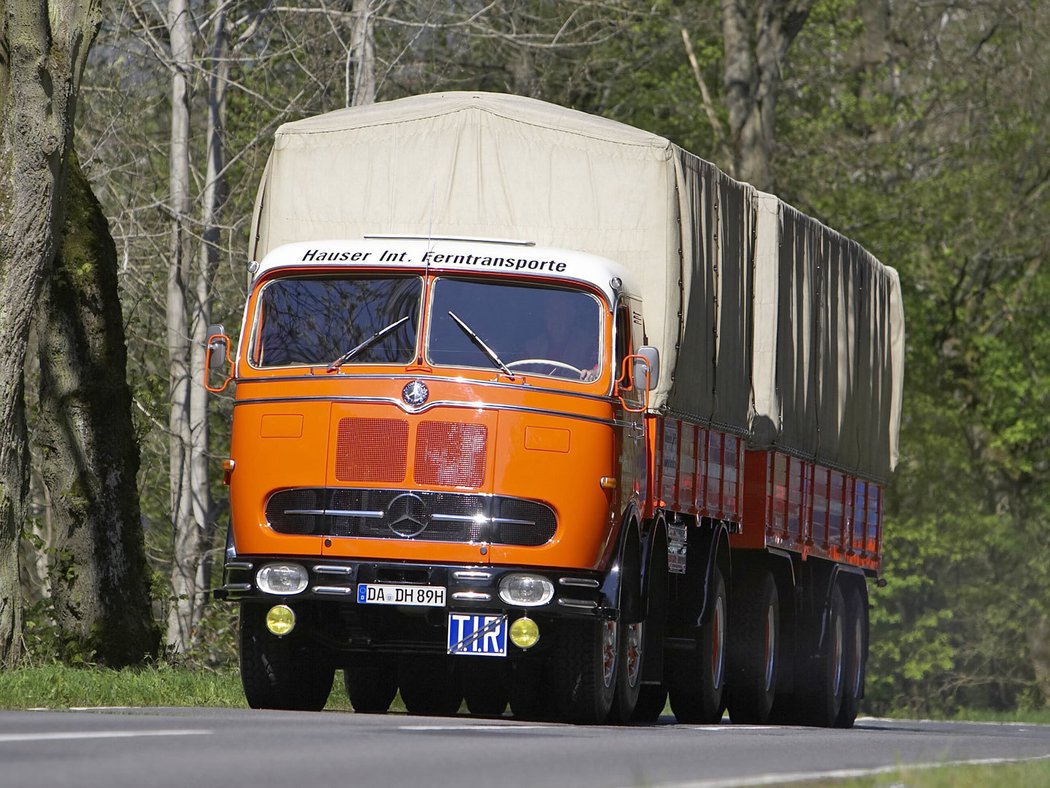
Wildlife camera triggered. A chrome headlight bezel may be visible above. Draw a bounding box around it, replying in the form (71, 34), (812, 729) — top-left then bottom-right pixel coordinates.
(498, 573), (555, 607)
(256, 563), (309, 595)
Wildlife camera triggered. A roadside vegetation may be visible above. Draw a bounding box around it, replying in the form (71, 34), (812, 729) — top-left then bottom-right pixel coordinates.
(3, 661), (1048, 727)
(825, 758), (1050, 788)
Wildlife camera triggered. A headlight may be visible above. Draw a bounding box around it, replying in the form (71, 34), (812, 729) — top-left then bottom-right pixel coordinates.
(256, 563), (308, 595)
(498, 574), (554, 606)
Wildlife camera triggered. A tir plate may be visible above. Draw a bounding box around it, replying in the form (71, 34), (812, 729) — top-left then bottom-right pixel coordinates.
(357, 583), (446, 607)
(447, 613), (507, 657)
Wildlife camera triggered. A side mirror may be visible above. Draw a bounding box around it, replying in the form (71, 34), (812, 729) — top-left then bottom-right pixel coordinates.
(205, 324), (233, 393)
(634, 346), (659, 391)
(207, 324), (227, 370)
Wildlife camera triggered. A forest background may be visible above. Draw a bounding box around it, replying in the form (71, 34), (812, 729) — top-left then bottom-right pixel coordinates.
(2, 0), (1048, 719)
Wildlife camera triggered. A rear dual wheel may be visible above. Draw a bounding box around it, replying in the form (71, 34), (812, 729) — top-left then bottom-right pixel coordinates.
(801, 582), (846, 727)
(667, 566), (727, 724)
(727, 572), (780, 724)
(398, 655), (463, 716)
(463, 658), (510, 716)
(344, 654), (398, 713)
(834, 586), (866, 728)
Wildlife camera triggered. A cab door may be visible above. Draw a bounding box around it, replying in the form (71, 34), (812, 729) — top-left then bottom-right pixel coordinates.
(615, 298), (647, 512)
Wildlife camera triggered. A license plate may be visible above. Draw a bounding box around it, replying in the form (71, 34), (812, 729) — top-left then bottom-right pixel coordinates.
(357, 583), (446, 607)
(447, 613), (507, 657)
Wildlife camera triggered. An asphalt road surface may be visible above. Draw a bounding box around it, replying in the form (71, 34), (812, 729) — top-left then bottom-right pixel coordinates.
(2, 708), (1049, 788)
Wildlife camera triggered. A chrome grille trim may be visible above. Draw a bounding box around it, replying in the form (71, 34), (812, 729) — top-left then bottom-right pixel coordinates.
(314, 565), (355, 576)
(559, 577), (601, 588)
(265, 488), (556, 546)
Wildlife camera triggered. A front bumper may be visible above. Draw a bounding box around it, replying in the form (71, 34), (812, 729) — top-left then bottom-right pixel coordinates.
(216, 556), (616, 656)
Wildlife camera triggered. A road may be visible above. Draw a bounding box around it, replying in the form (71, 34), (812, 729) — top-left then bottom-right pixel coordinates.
(2, 708), (1049, 788)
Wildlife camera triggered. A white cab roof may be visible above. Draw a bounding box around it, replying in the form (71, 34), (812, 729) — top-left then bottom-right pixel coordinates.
(254, 237), (638, 307)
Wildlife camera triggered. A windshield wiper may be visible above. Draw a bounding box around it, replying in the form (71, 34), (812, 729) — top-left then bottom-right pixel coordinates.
(447, 311), (515, 379)
(327, 315), (411, 372)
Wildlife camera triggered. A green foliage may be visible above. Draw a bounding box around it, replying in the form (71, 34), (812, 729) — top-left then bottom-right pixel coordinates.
(780, 0), (1050, 714)
(0, 663), (248, 709)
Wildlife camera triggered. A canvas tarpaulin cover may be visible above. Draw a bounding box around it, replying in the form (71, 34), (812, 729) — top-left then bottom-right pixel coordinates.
(251, 91), (904, 481)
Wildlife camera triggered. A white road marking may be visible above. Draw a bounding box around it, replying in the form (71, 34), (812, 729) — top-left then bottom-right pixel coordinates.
(0, 729), (212, 743)
(642, 753), (1050, 788)
(398, 724), (550, 732)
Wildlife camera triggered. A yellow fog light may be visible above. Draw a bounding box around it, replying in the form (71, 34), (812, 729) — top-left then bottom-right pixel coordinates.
(509, 616), (540, 649)
(265, 604), (296, 636)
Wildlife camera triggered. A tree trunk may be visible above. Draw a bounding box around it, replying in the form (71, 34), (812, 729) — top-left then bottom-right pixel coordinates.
(721, 0), (812, 190)
(349, 0), (376, 106)
(0, 0), (102, 664)
(35, 151), (159, 666)
(165, 0), (200, 652)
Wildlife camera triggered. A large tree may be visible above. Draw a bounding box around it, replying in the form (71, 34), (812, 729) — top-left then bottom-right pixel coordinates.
(720, 0), (812, 189)
(35, 151), (160, 665)
(0, 0), (102, 662)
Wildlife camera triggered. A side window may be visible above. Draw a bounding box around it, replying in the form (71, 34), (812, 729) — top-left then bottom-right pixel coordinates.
(616, 302), (643, 405)
(615, 303), (632, 372)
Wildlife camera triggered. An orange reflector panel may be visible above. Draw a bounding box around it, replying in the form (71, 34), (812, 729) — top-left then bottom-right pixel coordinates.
(335, 418), (408, 483)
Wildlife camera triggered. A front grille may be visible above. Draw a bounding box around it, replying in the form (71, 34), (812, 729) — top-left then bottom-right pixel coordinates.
(266, 488), (556, 546)
(335, 418), (408, 483)
(414, 421), (487, 487)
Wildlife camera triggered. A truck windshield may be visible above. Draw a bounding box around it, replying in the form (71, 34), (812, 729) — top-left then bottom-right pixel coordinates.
(250, 276), (422, 368)
(428, 278), (602, 381)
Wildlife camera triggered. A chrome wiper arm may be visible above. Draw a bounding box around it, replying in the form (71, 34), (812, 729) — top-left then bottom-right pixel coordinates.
(447, 311), (515, 379)
(327, 315), (411, 372)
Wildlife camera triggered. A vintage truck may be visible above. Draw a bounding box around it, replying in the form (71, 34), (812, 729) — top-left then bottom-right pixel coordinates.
(208, 92), (904, 726)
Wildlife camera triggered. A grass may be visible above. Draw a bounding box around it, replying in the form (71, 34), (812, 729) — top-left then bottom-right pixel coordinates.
(0, 663), (250, 709)
(0, 662), (415, 712)
(806, 758), (1050, 787)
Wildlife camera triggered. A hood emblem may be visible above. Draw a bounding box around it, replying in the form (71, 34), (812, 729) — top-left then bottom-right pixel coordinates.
(387, 492), (429, 538)
(402, 380), (429, 407)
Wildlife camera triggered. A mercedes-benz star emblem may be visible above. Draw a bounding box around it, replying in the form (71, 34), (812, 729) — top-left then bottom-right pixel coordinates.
(387, 492), (429, 538)
(402, 380), (429, 407)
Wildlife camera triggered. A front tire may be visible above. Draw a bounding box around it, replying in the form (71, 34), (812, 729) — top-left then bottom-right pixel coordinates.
(239, 603), (334, 711)
(553, 618), (618, 724)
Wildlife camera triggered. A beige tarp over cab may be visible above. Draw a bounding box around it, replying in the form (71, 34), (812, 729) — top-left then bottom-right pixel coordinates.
(251, 91), (904, 482)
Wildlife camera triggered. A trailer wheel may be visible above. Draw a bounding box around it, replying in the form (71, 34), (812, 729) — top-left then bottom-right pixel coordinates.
(668, 566), (727, 724)
(462, 658), (509, 716)
(344, 654), (398, 713)
(834, 585), (866, 729)
(801, 582), (846, 727)
(553, 618), (618, 724)
(239, 603), (334, 711)
(398, 655), (463, 716)
(631, 684), (668, 722)
(727, 571), (780, 724)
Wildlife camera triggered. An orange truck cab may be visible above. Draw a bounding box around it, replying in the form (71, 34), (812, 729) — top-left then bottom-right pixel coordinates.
(211, 237), (658, 722)
(207, 92), (904, 727)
